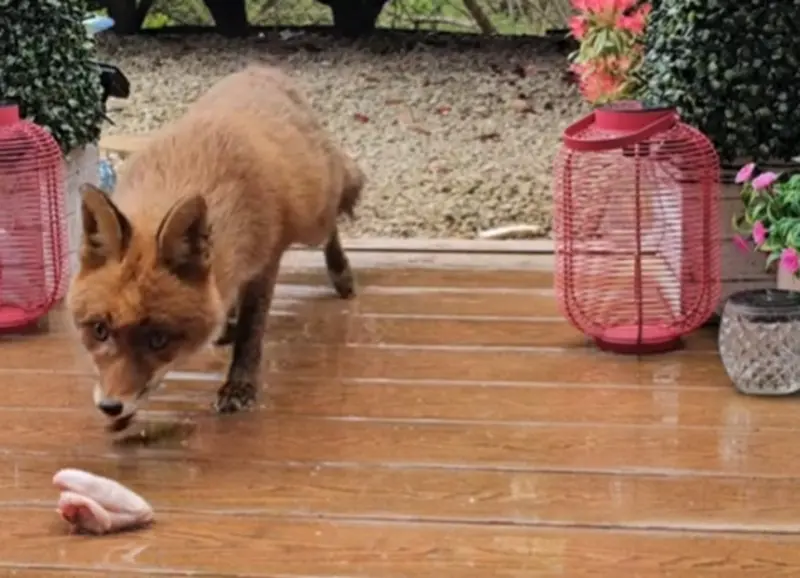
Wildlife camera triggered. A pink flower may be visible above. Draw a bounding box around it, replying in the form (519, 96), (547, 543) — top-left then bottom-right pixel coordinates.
(752, 221), (768, 245)
(568, 15), (588, 39)
(733, 235), (750, 254)
(752, 171), (779, 190)
(735, 162), (755, 184)
(781, 247), (800, 275)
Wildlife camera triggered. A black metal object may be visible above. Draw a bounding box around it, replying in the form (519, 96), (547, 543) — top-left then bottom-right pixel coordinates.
(95, 61), (130, 104)
(726, 289), (800, 324)
(92, 61), (130, 125)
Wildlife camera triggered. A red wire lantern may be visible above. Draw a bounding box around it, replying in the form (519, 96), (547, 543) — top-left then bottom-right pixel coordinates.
(0, 103), (68, 330)
(553, 103), (721, 354)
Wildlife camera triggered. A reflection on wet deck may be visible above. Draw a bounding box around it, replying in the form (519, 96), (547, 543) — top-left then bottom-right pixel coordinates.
(0, 247), (797, 577)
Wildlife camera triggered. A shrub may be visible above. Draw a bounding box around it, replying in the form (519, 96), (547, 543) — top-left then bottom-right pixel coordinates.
(567, 0), (652, 105)
(0, 0), (105, 154)
(639, 0), (800, 164)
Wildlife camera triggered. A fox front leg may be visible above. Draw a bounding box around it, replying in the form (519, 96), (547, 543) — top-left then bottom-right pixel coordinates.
(214, 262), (277, 413)
(213, 304), (239, 346)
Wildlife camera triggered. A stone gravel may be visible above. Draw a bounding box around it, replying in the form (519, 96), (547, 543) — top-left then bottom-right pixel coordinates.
(96, 31), (588, 239)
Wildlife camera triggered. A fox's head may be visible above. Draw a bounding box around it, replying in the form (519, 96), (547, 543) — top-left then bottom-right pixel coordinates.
(66, 184), (226, 425)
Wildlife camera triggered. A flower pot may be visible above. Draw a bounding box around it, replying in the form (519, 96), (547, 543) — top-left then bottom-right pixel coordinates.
(63, 144), (100, 280)
(777, 267), (800, 292)
(717, 159), (800, 314)
(719, 288), (800, 396)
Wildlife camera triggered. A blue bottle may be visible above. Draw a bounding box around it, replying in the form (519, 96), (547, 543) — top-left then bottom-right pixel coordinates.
(98, 158), (117, 193)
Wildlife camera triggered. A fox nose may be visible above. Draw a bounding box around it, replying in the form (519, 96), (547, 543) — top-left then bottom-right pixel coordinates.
(97, 399), (124, 417)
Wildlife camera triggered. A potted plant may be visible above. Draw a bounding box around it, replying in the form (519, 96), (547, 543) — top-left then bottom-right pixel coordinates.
(567, 0), (652, 106)
(0, 0), (106, 277)
(638, 0), (800, 309)
(732, 163), (800, 291)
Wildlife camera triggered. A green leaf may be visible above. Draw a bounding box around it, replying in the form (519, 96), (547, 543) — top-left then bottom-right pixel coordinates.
(747, 201), (768, 223)
(766, 251), (782, 269)
(731, 213), (750, 234)
(787, 223), (800, 248)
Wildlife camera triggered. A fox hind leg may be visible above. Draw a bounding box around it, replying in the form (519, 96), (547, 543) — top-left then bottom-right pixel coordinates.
(324, 228), (355, 299)
(214, 228), (354, 365)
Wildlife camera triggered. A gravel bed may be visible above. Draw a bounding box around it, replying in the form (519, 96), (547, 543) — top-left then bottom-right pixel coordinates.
(96, 31), (588, 239)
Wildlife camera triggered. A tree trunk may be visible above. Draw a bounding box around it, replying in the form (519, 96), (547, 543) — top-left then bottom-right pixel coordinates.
(322, 0), (389, 38)
(461, 0), (496, 34)
(203, 0), (249, 38)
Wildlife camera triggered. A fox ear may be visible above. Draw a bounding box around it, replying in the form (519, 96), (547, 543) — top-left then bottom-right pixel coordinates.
(156, 195), (211, 282)
(79, 183), (132, 271)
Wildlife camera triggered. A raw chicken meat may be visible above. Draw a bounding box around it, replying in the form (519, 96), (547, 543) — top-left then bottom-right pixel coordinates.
(53, 468), (154, 534)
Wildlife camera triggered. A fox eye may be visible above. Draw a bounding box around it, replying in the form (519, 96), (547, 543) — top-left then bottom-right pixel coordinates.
(91, 322), (109, 342)
(147, 330), (170, 351)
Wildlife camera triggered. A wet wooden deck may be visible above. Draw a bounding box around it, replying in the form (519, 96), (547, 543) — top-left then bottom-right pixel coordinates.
(0, 245), (798, 577)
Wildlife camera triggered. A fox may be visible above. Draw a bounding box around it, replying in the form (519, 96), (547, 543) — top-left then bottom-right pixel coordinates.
(65, 64), (364, 428)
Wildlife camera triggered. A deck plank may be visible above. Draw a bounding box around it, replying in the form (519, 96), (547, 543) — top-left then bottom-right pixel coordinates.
(0, 410), (793, 477)
(0, 335), (725, 385)
(0, 373), (786, 427)
(3, 455), (800, 533)
(3, 509), (800, 577)
(0, 250), (779, 576)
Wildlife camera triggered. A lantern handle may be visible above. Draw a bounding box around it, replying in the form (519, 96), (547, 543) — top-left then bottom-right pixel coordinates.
(562, 110), (678, 152)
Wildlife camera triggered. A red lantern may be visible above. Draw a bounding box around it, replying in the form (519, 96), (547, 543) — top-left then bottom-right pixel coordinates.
(0, 103), (68, 330)
(553, 103), (721, 354)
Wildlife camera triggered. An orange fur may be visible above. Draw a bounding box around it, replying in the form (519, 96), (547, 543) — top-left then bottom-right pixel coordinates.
(66, 64), (364, 420)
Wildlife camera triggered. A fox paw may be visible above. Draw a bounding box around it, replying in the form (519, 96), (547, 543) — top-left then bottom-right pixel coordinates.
(329, 267), (356, 300)
(214, 379), (257, 414)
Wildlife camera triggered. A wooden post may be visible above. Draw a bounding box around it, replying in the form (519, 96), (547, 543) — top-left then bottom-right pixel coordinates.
(319, 0), (389, 38)
(203, 0), (249, 37)
(103, 0), (154, 34)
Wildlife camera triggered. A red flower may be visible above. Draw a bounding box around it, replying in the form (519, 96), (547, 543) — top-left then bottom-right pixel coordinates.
(569, 62), (587, 75)
(612, 0), (638, 12)
(568, 15), (589, 39)
(617, 3), (651, 35)
(574, 0), (609, 14)
(580, 68), (624, 102)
